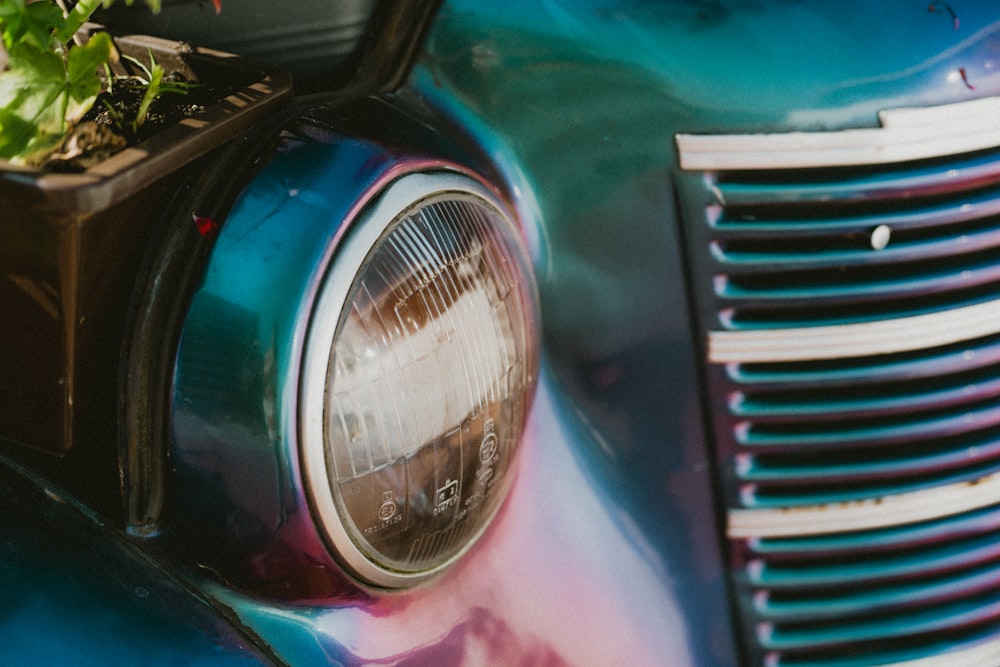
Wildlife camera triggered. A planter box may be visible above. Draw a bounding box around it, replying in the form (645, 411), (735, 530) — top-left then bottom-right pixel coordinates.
(97, 0), (376, 91)
(0, 32), (292, 457)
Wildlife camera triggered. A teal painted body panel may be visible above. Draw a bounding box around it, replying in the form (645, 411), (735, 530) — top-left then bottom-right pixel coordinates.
(167, 102), (716, 663)
(403, 0), (1000, 371)
(0, 457), (272, 665)
(417, 1), (1000, 133)
(7, 1), (1000, 665)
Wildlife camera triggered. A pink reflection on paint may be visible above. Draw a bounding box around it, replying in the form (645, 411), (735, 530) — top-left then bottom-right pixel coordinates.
(300, 382), (690, 666)
(362, 607), (568, 666)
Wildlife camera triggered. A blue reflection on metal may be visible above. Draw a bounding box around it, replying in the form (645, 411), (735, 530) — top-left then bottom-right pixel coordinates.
(164, 1), (1000, 665)
(201, 374), (700, 666)
(170, 113), (702, 661)
(171, 126), (407, 601)
(0, 456), (271, 665)
(402, 1), (1000, 665)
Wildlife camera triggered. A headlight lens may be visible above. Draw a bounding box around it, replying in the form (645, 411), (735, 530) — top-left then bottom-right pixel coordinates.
(301, 172), (539, 587)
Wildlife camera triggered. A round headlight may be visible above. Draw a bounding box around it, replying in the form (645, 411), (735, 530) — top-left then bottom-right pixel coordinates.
(300, 172), (539, 587)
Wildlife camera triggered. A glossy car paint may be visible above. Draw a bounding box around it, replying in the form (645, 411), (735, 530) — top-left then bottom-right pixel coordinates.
(394, 2), (1000, 663)
(165, 102), (710, 663)
(163, 0), (738, 663)
(0, 455), (272, 665)
(7, 1), (1000, 665)
(131, 1), (1000, 665)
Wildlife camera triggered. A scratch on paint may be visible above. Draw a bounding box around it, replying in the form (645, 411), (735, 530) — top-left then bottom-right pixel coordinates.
(928, 3), (960, 31)
(959, 67), (976, 90)
(193, 213), (218, 237)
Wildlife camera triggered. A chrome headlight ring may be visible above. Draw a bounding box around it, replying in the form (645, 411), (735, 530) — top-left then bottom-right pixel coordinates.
(300, 171), (539, 588)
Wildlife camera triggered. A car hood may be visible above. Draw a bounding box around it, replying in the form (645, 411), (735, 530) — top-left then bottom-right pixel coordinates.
(427, 0), (1000, 134)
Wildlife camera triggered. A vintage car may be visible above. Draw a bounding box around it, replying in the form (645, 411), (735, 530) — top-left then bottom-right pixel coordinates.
(4, 0), (1000, 665)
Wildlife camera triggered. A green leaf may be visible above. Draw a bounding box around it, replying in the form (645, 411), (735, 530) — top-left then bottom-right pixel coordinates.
(0, 0), (64, 51)
(0, 1), (163, 164)
(0, 106), (38, 158)
(0, 34), (112, 163)
(66, 32), (112, 120)
(0, 42), (67, 160)
(0, 0), (23, 18)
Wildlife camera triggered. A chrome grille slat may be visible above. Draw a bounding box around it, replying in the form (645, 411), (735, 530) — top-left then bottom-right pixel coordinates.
(747, 532), (1000, 590)
(714, 150), (1000, 208)
(718, 260), (1000, 306)
(760, 594), (1000, 651)
(714, 188), (1000, 234)
(713, 220), (1000, 270)
(754, 563), (1000, 622)
(729, 334), (1000, 388)
(735, 372), (1000, 419)
(742, 437), (1000, 485)
(737, 403), (1000, 449)
(676, 95), (1000, 171)
(678, 95), (1000, 665)
(748, 505), (1000, 559)
(746, 464), (1000, 509)
(773, 635), (1000, 667)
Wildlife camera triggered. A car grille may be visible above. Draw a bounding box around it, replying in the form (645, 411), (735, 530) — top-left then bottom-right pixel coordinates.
(676, 97), (1000, 666)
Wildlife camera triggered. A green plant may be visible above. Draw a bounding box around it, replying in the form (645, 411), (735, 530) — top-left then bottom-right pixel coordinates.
(0, 0), (161, 165)
(123, 50), (198, 132)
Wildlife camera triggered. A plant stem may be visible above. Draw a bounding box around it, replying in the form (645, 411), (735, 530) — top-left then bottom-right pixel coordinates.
(53, 0), (103, 45)
(133, 61), (162, 130)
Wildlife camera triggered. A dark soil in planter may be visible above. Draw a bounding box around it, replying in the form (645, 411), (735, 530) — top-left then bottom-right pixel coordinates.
(91, 75), (205, 139)
(43, 36), (245, 172)
(0, 30), (292, 514)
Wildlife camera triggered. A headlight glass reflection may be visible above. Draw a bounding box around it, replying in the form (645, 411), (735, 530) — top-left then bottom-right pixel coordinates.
(301, 173), (539, 587)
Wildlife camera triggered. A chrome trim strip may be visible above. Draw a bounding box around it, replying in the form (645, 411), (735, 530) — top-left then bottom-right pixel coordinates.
(677, 95), (1000, 170)
(881, 638), (1000, 667)
(708, 298), (1000, 364)
(728, 471), (1000, 539)
(300, 171), (524, 589)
